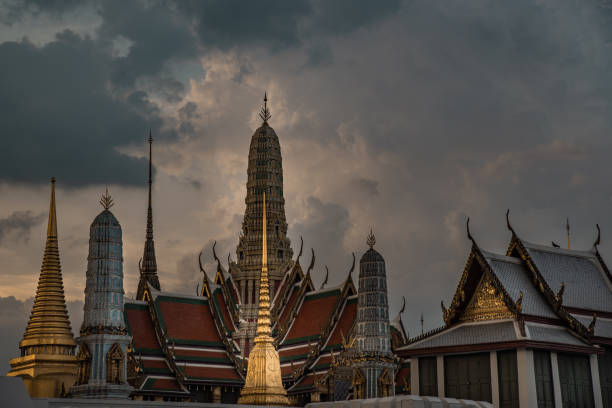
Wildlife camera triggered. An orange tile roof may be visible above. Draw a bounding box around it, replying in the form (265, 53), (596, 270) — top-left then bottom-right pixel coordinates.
(278, 286), (299, 326)
(214, 289), (235, 333)
(125, 306), (160, 351)
(281, 362), (304, 376)
(142, 359), (168, 369)
(156, 297), (221, 345)
(325, 297), (357, 349)
(284, 290), (340, 342)
(149, 378), (182, 391)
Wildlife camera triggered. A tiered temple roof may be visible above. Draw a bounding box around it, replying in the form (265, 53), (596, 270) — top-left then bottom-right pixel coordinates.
(398, 216), (611, 358)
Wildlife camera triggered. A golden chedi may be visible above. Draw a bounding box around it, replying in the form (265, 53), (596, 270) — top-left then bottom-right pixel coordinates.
(238, 192), (289, 405)
(8, 178), (78, 397)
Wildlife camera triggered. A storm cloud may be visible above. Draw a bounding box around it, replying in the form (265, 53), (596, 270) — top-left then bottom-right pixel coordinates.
(1, 0), (612, 346)
(0, 210), (44, 243)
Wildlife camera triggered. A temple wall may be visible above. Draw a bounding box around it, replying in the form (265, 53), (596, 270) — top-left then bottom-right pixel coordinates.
(306, 395), (493, 408)
(307, 395), (493, 408)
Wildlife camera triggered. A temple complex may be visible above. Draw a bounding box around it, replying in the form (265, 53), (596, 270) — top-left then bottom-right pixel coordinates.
(120, 96), (404, 404)
(7, 178), (78, 397)
(9, 96), (612, 408)
(396, 214), (612, 408)
(70, 190), (133, 398)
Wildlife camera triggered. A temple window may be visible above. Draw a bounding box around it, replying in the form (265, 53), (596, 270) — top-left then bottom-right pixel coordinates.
(106, 343), (124, 384)
(77, 344), (91, 385)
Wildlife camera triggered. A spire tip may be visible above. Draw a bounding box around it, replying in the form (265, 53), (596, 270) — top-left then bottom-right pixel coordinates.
(259, 93), (271, 124)
(367, 228), (376, 248)
(100, 187), (114, 210)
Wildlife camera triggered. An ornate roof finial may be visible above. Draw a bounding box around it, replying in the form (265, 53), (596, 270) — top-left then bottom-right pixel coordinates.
(100, 187), (114, 210)
(420, 312), (424, 335)
(306, 248), (315, 276)
(367, 228), (376, 249)
(466, 217), (474, 242)
(506, 209), (517, 236)
(594, 224), (601, 248)
(566, 217), (571, 249)
(320, 265), (329, 290)
(259, 92), (271, 124)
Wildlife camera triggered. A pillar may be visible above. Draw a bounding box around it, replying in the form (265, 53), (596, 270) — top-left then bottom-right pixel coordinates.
(490, 351), (500, 408)
(517, 349), (538, 408)
(213, 385), (221, 403)
(436, 355), (444, 398)
(590, 354), (603, 408)
(550, 352), (562, 408)
(410, 357), (419, 395)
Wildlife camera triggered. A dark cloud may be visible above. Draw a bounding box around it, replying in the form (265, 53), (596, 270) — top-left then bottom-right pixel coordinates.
(0, 0), (404, 186)
(290, 197), (352, 286)
(0, 31), (167, 186)
(3, 0), (612, 341)
(0, 0), (85, 23)
(0, 210), (45, 243)
(0, 296), (82, 375)
(305, 42), (334, 67)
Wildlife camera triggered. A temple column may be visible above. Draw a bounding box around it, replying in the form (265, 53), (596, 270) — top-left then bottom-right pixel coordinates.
(241, 279), (246, 305)
(247, 279), (253, 304)
(411, 357), (419, 395)
(550, 352), (563, 408)
(436, 355), (444, 398)
(213, 386), (222, 403)
(590, 354), (604, 408)
(517, 348), (538, 408)
(490, 351), (499, 408)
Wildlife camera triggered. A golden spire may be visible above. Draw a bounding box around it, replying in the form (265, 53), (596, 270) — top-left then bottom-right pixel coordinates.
(8, 177), (77, 397)
(238, 191), (289, 405)
(21, 177), (75, 345)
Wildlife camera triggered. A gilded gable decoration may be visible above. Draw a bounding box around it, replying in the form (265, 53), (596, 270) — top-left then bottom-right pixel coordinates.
(459, 273), (513, 322)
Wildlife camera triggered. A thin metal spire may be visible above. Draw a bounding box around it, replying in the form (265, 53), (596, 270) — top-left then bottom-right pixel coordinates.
(566, 217), (570, 249)
(137, 131), (160, 299)
(420, 312), (424, 335)
(147, 129), (153, 239)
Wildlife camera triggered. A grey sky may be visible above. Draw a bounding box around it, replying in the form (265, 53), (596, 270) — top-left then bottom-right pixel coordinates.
(1, 0), (612, 373)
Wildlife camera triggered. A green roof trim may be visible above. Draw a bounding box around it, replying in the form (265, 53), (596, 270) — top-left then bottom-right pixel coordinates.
(282, 334), (321, 346)
(280, 353), (309, 363)
(143, 367), (172, 375)
(134, 347), (165, 355)
(184, 376), (243, 384)
(170, 338), (225, 347)
(312, 363), (331, 371)
(156, 295), (209, 306)
(175, 355), (232, 364)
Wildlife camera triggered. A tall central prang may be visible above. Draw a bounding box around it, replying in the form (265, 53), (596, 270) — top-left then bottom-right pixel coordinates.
(230, 94), (293, 353)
